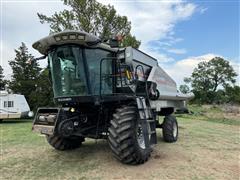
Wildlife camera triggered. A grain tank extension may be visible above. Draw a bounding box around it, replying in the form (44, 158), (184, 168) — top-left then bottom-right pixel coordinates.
(32, 31), (192, 164)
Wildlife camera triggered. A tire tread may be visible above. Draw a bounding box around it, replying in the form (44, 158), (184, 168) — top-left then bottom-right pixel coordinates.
(46, 135), (84, 150)
(162, 115), (178, 143)
(108, 105), (151, 165)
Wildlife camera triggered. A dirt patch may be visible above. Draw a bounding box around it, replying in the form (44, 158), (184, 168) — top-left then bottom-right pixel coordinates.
(224, 113), (240, 121)
(222, 105), (240, 114)
(199, 105), (240, 125)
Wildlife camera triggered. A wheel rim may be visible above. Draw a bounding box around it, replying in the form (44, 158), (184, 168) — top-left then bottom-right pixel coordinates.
(137, 121), (152, 149)
(173, 121), (178, 138)
(137, 124), (146, 149)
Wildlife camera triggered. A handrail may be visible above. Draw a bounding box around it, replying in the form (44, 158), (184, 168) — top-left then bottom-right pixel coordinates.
(99, 57), (118, 99)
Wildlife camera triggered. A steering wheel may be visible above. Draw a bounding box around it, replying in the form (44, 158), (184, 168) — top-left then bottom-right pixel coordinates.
(64, 66), (75, 72)
(58, 57), (75, 72)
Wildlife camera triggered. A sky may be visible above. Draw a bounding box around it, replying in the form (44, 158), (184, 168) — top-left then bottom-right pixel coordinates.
(0, 0), (239, 86)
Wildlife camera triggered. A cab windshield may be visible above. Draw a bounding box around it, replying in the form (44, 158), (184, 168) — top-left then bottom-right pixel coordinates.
(49, 45), (113, 97)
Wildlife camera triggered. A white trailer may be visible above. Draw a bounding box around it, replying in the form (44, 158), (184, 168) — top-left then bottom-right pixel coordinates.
(0, 91), (33, 121)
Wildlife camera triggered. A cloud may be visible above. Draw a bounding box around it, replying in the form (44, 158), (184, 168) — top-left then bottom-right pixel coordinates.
(161, 53), (221, 85)
(161, 53), (240, 87)
(199, 7), (208, 14)
(1, 1), (238, 89)
(229, 61), (240, 86)
(0, 40), (14, 80)
(1, 0), (199, 77)
(99, 0), (196, 43)
(147, 50), (175, 63)
(97, 0), (197, 60)
(166, 48), (187, 54)
(1, 1), (64, 79)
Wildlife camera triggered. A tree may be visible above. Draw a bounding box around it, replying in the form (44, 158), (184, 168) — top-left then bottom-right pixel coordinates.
(179, 77), (191, 94)
(214, 89), (227, 104)
(0, 65), (7, 90)
(191, 57), (237, 92)
(121, 34), (141, 48)
(179, 84), (190, 94)
(8, 43), (41, 109)
(225, 85), (240, 104)
(186, 57), (237, 103)
(37, 0), (141, 48)
(30, 68), (54, 109)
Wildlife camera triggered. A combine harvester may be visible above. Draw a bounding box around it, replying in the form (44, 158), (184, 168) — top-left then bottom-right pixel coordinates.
(32, 31), (192, 164)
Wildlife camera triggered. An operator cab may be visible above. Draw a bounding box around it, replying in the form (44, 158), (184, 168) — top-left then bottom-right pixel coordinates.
(33, 31), (126, 103)
(49, 45), (113, 97)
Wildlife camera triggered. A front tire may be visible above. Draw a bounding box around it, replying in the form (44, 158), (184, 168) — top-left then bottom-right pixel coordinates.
(46, 135), (85, 150)
(162, 115), (178, 143)
(108, 106), (151, 165)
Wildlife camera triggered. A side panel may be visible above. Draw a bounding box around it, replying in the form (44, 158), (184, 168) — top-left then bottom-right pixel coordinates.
(150, 100), (185, 112)
(124, 47), (158, 68)
(121, 47), (192, 112)
(147, 66), (178, 97)
(123, 47), (179, 97)
(124, 47), (156, 81)
(0, 113), (22, 119)
(131, 48), (158, 67)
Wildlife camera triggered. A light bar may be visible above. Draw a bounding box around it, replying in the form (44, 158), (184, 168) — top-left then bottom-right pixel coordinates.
(33, 30), (100, 54)
(55, 36), (61, 41)
(54, 34), (85, 42)
(62, 35), (68, 40)
(69, 34), (76, 40)
(78, 35), (85, 40)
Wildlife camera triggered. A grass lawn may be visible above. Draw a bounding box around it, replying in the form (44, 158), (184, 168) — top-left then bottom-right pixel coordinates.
(0, 105), (239, 180)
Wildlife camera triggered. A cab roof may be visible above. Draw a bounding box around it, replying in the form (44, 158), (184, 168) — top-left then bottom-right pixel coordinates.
(32, 30), (117, 55)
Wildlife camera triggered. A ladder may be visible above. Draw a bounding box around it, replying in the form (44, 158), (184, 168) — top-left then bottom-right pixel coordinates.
(136, 97), (157, 148)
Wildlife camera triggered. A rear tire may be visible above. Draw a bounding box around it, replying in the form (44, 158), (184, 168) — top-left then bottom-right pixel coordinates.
(46, 135), (85, 150)
(108, 106), (151, 165)
(162, 115), (178, 143)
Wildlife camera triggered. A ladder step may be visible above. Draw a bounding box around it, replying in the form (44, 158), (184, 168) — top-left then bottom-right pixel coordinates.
(137, 107), (152, 110)
(147, 120), (155, 123)
(150, 131), (156, 134)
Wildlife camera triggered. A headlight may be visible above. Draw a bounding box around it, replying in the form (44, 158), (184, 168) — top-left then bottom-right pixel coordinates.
(38, 115), (46, 121)
(46, 115), (56, 123)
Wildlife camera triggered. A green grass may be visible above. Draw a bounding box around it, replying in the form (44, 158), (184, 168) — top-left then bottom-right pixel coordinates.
(0, 105), (239, 180)
(176, 113), (240, 126)
(204, 117), (240, 126)
(176, 105), (240, 126)
(0, 120), (105, 179)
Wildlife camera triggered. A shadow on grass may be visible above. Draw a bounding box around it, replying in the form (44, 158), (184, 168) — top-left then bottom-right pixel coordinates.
(46, 137), (172, 165)
(48, 139), (111, 162)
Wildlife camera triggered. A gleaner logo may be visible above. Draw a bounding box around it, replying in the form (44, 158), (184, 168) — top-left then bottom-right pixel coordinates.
(58, 98), (72, 102)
